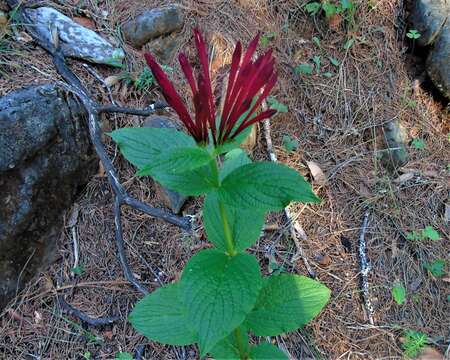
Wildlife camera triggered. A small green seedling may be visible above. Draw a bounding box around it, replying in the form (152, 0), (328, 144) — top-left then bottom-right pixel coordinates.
(312, 55), (321, 74)
(294, 63), (314, 75)
(401, 330), (428, 358)
(135, 65), (173, 93)
(266, 96), (288, 113)
(406, 226), (440, 241)
(282, 135), (299, 152)
(312, 36), (321, 48)
(72, 264), (85, 276)
(406, 29), (421, 40)
(422, 259), (446, 277)
(343, 38), (355, 49)
(82, 352), (91, 360)
(392, 283), (406, 305)
(328, 56), (340, 67)
(411, 138), (425, 150)
(261, 32), (277, 46)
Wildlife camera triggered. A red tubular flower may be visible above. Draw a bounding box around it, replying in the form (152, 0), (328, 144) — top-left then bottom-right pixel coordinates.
(144, 29), (277, 145)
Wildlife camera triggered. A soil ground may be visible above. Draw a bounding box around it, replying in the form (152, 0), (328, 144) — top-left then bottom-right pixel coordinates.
(0, 0), (449, 359)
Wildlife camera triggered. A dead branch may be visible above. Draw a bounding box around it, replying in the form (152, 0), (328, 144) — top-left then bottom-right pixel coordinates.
(359, 210), (374, 325)
(13, 4), (191, 299)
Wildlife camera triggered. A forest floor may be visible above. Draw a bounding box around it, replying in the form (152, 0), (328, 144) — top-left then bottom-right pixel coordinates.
(0, 0), (449, 359)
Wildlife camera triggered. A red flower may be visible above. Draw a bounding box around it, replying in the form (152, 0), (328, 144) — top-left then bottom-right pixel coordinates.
(144, 29), (277, 145)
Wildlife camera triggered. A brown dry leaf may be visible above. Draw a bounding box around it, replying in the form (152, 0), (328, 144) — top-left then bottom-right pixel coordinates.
(103, 330), (114, 340)
(307, 161), (327, 186)
(73, 16), (95, 30)
(104, 75), (121, 88)
(314, 253), (332, 267)
(96, 160), (106, 178)
(328, 13), (343, 31)
(393, 172), (415, 184)
(415, 347), (445, 360)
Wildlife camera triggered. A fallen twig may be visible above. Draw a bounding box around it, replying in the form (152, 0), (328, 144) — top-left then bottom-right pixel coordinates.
(359, 210), (374, 325)
(262, 115), (315, 278)
(57, 295), (120, 326)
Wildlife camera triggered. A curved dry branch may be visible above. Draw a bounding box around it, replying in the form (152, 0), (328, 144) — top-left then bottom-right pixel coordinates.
(12, 4), (191, 301)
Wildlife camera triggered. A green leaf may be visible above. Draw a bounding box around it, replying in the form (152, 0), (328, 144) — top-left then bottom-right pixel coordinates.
(261, 32), (277, 46)
(294, 63), (314, 75)
(219, 149), (252, 181)
(312, 36), (321, 48)
(72, 264), (85, 276)
(214, 126), (254, 155)
(180, 250), (262, 356)
(109, 128), (195, 169)
(209, 325), (249, 359)
(322, 2), (337, 17)
(312, 55), (321, 73)
(151, 164), (216, 196)
(392, 283), (406, 305)
(203, 192), (265, 252)
(115, 353), (133, 360)
(128, 283), (196, 346)
(406, 29), (421, 39)
(412, 138), (425, 149)
(422, 226), (440, 241)
(340, 0), (353, 10)
(249, 343), (288, 359)
(219, 162), (320, 211)
(245, 274), (330, 336)
(136, 147), (212, 176)
(266, 96), (288, 113)
(343, 38), (355, 49)
(323, 71), (333, 78)
(282, 135), (299, 152)
(328, 56), (340, 66)
(422, 259), (446, 277)
(305, 2), (321, 15)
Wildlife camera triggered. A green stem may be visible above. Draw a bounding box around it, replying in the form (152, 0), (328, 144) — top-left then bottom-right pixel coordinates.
(234, 327), (247, 359)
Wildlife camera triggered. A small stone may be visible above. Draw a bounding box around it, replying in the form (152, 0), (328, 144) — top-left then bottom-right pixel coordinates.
(147, 32), (182, 63)
(143, 115), (188, 214)
(380, 120), (409, 171)
(314, 253), (332, 267)
(0, 11), (8, 26)
(122, 6), (183, 48)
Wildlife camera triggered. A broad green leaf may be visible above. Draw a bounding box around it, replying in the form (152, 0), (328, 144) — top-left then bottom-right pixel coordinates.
(203, 192), (265, 252)
(340, 0), (353, 10)
(219, 149), (252, 182)
(249, 343), (288, 359)
(294, 63), (314, 75)
(128, 283), (196, 345)
(109, 128), (195, 168)
(219, 162), (320, 211)
(312, 55), (321, 73)
(422, 260), (446, 277)
(180, 250), (262, 356)
(422, 226), (440, 241)
(152, 163), (216, 196)
(322, 3), (337, 17)
(266, 96), (288, 113)
(136, 147), (212, 176)
(209, 325), (249, 359)
(245, 274), (330, 336)
(392, 283), (406, 305)
(214, 125), (253, 155)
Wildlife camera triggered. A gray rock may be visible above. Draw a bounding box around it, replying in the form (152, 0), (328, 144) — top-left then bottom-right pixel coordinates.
(144, 115), (188, 214)
(426, 26), (450, 98)
(409, 0), (449, 46)
(24, 7), (125, 66)
(122, 6), (183, 48)
(0, 84), (97, 309)
(380, 120), (409, 171)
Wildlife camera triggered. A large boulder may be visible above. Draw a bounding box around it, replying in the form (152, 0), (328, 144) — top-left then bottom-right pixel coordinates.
(0, 84), (97, 309)
(409, 0), (450, 98)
